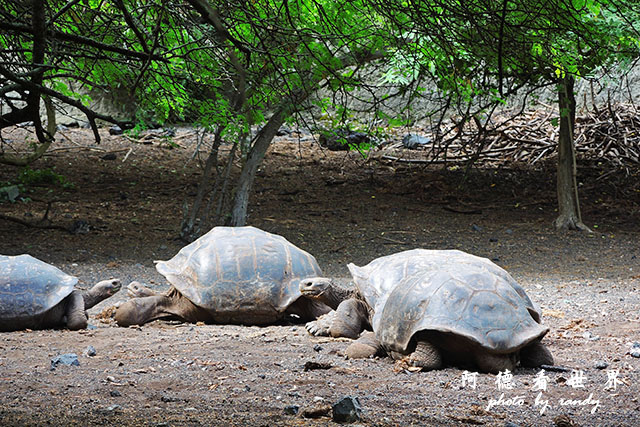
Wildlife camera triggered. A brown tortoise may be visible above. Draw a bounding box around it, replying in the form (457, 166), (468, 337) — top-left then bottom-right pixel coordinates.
(300, 249), (554, 373)
(115, 226), (331, 327)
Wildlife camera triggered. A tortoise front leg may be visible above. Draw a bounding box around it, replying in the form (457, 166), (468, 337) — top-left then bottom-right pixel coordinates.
(345, 331), (385, 359)
(305, 310), (336, 336)
(329, 298), (369, 339)
(304, 297), (369, 338)
(65, 290), (88, 330)
(114, 286), (209, 327)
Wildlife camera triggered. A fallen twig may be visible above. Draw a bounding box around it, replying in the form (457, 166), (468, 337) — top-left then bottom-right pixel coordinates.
(122, 147), (134, 162)
(443, 206), (483, 215)
(0, 213), (70, 232)
(378, 235), (410, 245)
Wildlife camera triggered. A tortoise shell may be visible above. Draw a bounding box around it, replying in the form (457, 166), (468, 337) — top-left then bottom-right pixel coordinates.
(155, 226), (322, 322)
(0, 254), (78, 321)
(347, 249), (547, 354)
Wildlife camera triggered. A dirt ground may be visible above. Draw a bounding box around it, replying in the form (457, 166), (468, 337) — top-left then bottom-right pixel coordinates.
(0, 126), (639, 426)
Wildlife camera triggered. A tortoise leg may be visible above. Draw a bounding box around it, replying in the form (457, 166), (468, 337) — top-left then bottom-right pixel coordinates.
(305, 311), (335, 336)
(405, 340), (443, 370)
(520, 340), (554, 367)
(304, 297), (368, 338)
(475, 352), (517, 374)
(65, 290), (88, 330)
(329, 298), (369, 339)
(345, 331), (385, 359)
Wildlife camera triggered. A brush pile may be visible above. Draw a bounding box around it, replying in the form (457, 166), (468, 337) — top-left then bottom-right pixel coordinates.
(380, 103), (640, 171)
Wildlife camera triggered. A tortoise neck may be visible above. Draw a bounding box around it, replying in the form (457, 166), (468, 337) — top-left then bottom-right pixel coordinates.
(82, 288), (102, 310)
(322, 283), (353, 310)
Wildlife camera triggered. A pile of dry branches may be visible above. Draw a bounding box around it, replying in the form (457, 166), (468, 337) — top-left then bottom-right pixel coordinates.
(575, 103), (640, 167)
(381, 103), (640, 170)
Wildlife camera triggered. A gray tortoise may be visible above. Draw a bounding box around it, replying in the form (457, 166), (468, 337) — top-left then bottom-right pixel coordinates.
(115, 226), (331, 327)
(0, 254), (121, 332)
(300, 249), (554, 373)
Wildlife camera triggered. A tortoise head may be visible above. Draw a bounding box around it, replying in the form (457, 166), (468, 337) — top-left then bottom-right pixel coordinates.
(300, 277), (351, 310)
(299, 277), (333, 298)
(81, 279), (122, 310)
(94, 279), (122, 296)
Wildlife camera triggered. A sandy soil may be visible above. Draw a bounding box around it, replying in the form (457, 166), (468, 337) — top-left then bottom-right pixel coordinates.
(0, 126), (639, 426)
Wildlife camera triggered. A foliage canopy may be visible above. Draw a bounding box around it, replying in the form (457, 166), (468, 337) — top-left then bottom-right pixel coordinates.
(1, 0), (639, 232)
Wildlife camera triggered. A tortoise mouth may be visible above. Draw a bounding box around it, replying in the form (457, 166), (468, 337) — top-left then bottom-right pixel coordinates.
(303, 288), (326, 297)
(108, 279), (122, 294)
(299, 280), (330, 297)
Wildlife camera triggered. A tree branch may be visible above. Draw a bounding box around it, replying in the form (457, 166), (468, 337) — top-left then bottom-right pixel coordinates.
(185, 0), (252, 55)
(497, 0), (509, 96)
(113, 0), (151, 54)
(0, 64), (131, 141)
(0, 21), (168, 63)
(46, 0), (82, 26)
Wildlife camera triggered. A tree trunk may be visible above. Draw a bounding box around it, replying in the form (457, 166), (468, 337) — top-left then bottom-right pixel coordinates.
(229, 110), (285, 226)
(553, 75), (591, 232)
(180, 128), (223, 241)
(210, 142), (237, 226)
(0, 0), (55, 166)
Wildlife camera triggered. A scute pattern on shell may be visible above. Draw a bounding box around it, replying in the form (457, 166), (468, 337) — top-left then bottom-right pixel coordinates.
(0, 254), (78, 320)
(155, 226), (322, 322)
(347, 249), (547, 354)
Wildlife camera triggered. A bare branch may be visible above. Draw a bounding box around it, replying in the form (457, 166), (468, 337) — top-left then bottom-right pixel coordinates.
(0, 21), (168, 63)
(0, 63), (130, 141)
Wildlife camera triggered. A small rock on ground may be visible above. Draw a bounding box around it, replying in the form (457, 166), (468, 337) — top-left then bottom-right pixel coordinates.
(332, 396), (363, 423)
(50, 353), (79, 370)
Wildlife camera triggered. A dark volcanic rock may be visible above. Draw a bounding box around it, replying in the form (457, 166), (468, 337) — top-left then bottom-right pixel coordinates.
(332, 396), (362, 423)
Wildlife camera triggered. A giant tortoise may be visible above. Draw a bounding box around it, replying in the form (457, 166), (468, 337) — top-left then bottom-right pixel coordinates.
(300, 249), (554, 373)
(0, 254), (121, 331)
(115, 226), (331, 327)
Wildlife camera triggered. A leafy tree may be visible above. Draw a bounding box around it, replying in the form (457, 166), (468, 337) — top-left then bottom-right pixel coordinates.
(0, 0), (172, 165)
(178, 0), (389, 236)
(372, 0), (640, 230)
(5, 0), (636, 237)
(1, 0), (389, 237)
